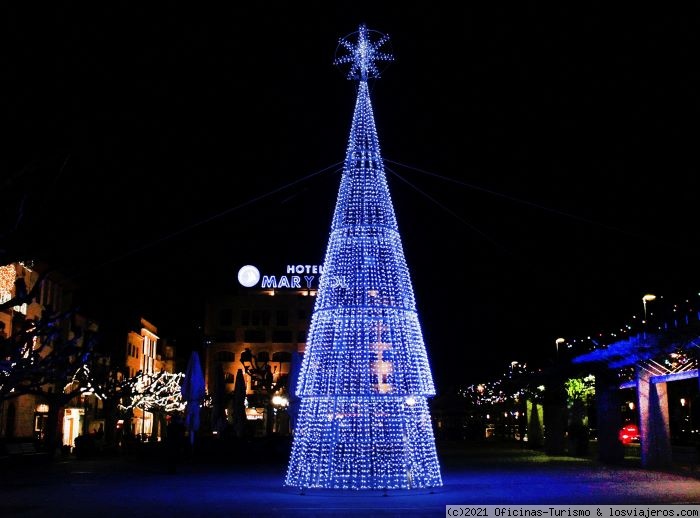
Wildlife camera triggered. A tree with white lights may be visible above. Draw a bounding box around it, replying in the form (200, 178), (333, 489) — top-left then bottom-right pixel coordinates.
(119, 370), (185, 415)
(285, 25), (442, 490)
(0, 261), (98, 452)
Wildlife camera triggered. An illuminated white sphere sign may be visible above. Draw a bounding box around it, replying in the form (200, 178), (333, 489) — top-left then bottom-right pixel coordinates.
(237, 265), (261, 287)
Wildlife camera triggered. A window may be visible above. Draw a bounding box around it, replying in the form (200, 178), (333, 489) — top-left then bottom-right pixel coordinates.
(34, 415), (47, 433)
(297, 330), (307, 343)
(217, 332), (237, 343)
(276, 310), (288, 326)
(218, 309), (233, 327)
(224, 372), (235, 383)
(244, 330), (266, 343)
(241, 310), (250, 325)
(272, 330), (292, 343)
(217, 351), (235, 362)
(252, 310), (261, 326)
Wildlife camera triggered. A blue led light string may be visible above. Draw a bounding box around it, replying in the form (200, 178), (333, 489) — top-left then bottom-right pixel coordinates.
(285, 25), (442, 490)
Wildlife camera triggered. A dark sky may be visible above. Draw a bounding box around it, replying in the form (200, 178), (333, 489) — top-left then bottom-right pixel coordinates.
(5, 4), (700, 389)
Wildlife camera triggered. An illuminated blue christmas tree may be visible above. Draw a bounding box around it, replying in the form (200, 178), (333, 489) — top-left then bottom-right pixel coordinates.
(285, 25), (442, 490)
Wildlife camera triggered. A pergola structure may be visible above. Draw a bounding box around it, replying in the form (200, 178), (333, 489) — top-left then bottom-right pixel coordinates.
(572, 304), (699, 467)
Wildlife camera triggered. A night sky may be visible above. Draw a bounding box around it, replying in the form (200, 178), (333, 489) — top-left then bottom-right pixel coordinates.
(5, 4), (700, 389)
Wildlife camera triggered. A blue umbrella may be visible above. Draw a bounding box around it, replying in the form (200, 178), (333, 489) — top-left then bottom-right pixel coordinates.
(181, 351), (206, 445)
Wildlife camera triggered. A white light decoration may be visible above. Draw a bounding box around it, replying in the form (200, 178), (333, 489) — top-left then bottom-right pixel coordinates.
(121, 371), (186, 413)
(272, 395), (289, 407)
(0, 264), (16, 304)
(285, 25), (442, 491)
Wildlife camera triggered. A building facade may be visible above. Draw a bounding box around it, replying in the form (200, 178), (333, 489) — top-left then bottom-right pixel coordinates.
(124, 317), (176, 440)
(203, 286), (315, 436)
(0, 261), (96, 448)
(0, 262), (47, 441)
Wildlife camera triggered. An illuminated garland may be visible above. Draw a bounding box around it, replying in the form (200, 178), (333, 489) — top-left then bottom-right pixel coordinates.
(120, 371), (185, 413)
(0, 264), (16, 304)
(285, 25), (442, 490)
(558, 293), (700, 354)
(458, 362), (533, 406)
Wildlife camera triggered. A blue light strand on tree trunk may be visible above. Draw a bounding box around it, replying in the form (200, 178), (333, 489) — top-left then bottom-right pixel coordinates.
(285, 25), (442, 490)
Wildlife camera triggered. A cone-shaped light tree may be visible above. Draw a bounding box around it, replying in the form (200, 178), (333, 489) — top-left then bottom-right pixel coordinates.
(285, 25), (442, 490)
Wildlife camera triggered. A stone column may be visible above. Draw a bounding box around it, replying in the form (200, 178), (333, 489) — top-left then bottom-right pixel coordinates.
(526, 399), (543, 448)
(594, 367), (624, 464)
(544, 375), (567, 455)
(636, 367), (672, 468)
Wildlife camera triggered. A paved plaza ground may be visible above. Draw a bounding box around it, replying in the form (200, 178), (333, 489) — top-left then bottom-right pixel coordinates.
(2, 441), (700, 517)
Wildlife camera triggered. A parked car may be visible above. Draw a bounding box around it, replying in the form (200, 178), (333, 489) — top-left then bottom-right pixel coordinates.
(619, 423), (640, 445)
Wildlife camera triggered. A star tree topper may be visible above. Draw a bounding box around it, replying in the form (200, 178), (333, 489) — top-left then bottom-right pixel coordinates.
(333, 24), (394, 81)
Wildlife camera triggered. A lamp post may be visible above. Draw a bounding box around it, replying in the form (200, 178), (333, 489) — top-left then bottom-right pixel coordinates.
(240, 349), (271, 392)
(555, 337), (565, 359)
(271, 393), (290, 434)
(642, 293), (656, 321)
(240, 349), (275, 435)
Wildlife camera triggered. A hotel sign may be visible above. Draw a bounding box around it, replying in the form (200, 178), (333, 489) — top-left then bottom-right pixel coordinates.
(237, 264), (323, 289)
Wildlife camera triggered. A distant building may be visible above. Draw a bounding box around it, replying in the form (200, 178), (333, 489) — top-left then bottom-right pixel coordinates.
(69, 317), (179, 447)
(203, 284), (316, 436)
(124, 317), (176, 440)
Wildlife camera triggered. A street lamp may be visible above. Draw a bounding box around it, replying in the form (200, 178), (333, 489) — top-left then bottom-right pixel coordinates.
(240, 349), (272, 391)
(642, 294), (656, 321)
(241, 349), (279, 436)
(555, 337), (565, 357)
(271, 394), (289, 407)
